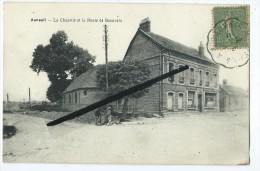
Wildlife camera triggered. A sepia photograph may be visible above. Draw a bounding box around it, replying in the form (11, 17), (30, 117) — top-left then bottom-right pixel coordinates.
(2, 2), (251, 165)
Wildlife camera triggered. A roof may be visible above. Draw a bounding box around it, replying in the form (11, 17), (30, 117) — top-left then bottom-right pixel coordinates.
(136, 29), (216, 64)
(63, 66), (99, 93)
(220, 84), (248, 97)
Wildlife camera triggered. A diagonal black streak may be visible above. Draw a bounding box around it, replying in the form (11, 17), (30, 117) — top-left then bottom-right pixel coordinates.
(47, 65), (189, 126)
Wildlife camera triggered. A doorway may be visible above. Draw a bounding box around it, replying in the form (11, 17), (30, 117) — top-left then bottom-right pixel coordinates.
(178, 93), (184, 109)
(167, 92), (174, 110)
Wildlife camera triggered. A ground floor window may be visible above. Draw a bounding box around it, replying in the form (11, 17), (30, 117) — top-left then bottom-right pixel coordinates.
(205, 93), (217, 108)
(188, 91), (195, 108)
(178, 93), (184, 109)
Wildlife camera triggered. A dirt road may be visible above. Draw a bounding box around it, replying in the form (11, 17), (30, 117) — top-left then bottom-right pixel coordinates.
(3, 111), (249, 164)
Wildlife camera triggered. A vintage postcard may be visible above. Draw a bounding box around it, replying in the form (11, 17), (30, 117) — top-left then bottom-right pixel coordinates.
(3, 3), (249, 165)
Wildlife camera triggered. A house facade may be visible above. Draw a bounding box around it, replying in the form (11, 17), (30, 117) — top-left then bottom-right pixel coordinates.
(124, 18), (219, 113)
(219, 80), (249, 112)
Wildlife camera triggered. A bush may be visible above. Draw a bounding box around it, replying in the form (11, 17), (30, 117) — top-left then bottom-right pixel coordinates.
(30, 104), (65, 112)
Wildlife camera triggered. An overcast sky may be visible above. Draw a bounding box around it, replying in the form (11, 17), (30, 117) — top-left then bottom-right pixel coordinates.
(3, 3), (249, 102)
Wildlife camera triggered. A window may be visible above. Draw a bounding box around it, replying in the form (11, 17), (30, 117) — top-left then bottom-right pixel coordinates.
(199, 70), (203, 86)
(179, 65), (185, 83)
(63, 95), (66, 103)
(190, 68), (195, 84)
(205, 93), (217, 108)
(188, 91), (195, 108)
(214, 73), (218, 87)
(84, 90), (87, 95)
(75, 92), (77, 103)
(168, 62), (174, 82)
(205, 72), (209, 86)
(69, 94), (71, 103)
(178, 93), (184, 109)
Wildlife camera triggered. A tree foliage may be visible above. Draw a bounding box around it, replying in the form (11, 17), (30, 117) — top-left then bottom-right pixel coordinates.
(46, 79), (72, 103)
(96, 61), (151, 120)
(30, 31), (95, 102)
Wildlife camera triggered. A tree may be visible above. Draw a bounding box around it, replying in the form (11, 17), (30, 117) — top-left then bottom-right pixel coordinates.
(96, 61), (151, 121)
(46, 79), (72, 103)
(30, 31), (95, 102)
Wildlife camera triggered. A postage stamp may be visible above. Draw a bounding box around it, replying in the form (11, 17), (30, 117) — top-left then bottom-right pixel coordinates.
(213, 6), (249, 49)
(207, 6), (250, 68)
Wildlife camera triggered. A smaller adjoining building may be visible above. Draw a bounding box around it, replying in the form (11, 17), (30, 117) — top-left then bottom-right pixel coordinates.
(62, 66), (105, 111)
(219, 80), (249, 112)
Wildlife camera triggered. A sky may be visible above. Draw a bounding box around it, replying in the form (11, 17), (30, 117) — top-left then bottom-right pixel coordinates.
(3, 3), (249, 102)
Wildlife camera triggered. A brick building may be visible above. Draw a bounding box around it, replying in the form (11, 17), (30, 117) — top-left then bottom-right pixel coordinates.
(62, 18), (220, 114)
(124, 18), (219, 113)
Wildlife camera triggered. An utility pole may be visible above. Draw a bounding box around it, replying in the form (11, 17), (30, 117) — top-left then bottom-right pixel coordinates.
(103, 24), (109, 124)
(29, 87), (31, 109)
(104, 25), (109, 92)
(7, 93), (9, 103)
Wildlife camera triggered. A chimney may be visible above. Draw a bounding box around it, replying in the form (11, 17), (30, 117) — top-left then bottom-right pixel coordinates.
(139, 18), (151, 32)
(198, 41), (204, 57)
(223, 79), (227, 85)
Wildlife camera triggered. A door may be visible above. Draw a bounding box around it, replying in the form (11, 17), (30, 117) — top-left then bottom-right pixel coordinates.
(198, 94), (202, 112)
(167, 92), (174, 110)
(178, 93), (184, 109)
(220, 97), (226, 112)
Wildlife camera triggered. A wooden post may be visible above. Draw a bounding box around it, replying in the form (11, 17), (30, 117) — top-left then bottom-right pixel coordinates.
(104, 24), (109, 123)
(7, 93), (9, 103)
(29, 87), (31, 109)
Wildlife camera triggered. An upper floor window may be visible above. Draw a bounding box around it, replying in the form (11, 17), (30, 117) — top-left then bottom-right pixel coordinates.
(69, 94), (71, 103)
(84, 90), (87, 96)
(205, 72), (209, 87)
(214, 73), (218, 88)
(190, 68), (195, 85)
(168, 62), (174, 82)
(199, 70), (203, 86)
(179, 64), (185, 84)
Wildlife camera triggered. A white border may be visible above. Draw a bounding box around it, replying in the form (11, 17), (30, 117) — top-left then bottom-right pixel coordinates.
(1, 0), (259, 171)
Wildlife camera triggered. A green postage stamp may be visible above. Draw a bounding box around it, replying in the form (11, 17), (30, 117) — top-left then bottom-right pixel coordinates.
(213, 6), (249, 49)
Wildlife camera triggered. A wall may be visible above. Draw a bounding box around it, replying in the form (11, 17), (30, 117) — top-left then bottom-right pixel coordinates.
(62, 88), (105, 111)
(124, 31), (161, 62)
(219, 94), (249, 112)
